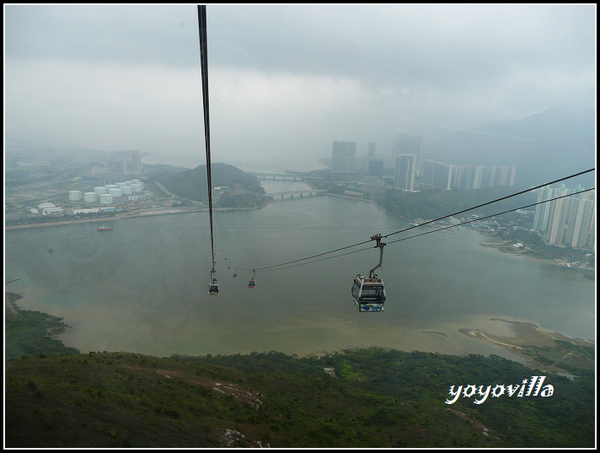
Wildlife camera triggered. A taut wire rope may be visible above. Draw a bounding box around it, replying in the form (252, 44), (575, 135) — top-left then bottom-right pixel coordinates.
(251, 187), (594, 272)
(197, 5), (217, 277)
(241, 168), (595, 273)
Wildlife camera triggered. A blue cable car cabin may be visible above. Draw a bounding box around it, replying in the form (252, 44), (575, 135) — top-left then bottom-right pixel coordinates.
(352, 233), (387, 312)
(208, 269), (219, 295)
(208, 278), (219, 295)
(351, 273), (386, 312)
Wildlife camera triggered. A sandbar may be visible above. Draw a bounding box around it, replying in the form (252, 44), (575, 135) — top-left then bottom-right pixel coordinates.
(459, 318), (594, 375)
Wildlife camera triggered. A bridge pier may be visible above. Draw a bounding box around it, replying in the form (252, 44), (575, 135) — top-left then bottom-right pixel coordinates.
(269, 189), (325, 199)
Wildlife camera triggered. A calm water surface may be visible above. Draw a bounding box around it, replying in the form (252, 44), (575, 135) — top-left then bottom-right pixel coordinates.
(5, 181), (595, 359)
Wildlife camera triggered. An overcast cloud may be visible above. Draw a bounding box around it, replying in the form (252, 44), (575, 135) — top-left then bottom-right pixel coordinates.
(4, 3), (596, 171)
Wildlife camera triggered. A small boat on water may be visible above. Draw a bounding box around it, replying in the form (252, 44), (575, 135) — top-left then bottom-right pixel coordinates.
(97, 225), (113, 232)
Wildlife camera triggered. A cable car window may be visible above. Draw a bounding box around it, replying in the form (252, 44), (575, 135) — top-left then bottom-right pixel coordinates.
(361, 286), (385, 300)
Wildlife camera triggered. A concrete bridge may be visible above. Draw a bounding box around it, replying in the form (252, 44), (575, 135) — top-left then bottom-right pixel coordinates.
(268, 189), (326, 200)
(251, 173), (304, 181)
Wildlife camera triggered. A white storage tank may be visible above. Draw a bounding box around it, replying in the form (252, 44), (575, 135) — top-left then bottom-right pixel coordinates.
(83, 192), (98, 203)
(131, 183), (143, 193)
(99, 193), (113, 204)
(105, 184), (118, 190)
(116, 182), (128, 188)
(68, 190), (82, 201)
(121, 185), (133, 195)
(108, 187), (122, 198)
(94, 186), (107, 195)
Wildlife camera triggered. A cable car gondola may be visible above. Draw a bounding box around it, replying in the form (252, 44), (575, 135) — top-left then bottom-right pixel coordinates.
(208, 269), (219, 295)
(351, 234), (386, 312)
(248, 269), (256, 288)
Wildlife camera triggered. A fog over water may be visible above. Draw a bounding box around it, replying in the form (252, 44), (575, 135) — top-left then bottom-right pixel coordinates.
(4, 181), (595, 359)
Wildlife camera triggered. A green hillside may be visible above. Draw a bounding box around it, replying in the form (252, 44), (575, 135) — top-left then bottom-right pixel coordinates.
(5, 348), (595, 448)
(4, 296), (595, 448)
(155, 162), (267, 205)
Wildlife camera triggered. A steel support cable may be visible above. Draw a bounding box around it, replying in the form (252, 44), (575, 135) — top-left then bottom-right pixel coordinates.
(244, 238), (373, 272)
(197, 5), (216, 274)
(381, 167), (595, 240)
(386, 187), (595, 246)
(255, 187), (594, 273)
(248, 174), (595, 273)
(249, 168), (595, 272)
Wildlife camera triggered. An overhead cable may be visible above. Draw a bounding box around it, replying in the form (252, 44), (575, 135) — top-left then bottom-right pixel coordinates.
(197, 5), (217, 274)
(386, 187), (595, 246)
(247, 168), (595, 272)
(257, 187), (594, 272)
(382, 167), (595, 240)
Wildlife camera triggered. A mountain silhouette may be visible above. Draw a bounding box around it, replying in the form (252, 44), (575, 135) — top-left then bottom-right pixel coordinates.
(423, 103), (595, 187)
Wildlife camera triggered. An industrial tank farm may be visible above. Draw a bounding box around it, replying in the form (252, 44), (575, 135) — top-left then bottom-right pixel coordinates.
(4, 166), (188, 228)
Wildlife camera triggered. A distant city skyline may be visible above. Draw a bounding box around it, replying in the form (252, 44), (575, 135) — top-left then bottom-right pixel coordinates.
(533, 185), (595, 252)
(422, 160), (517, 191)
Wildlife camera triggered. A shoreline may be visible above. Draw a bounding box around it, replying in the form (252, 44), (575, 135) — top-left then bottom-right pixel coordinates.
(6, 197), (593, 275)
(4, 191), (282, 231)
(458, 318), (594, 376)
(5, 292), (22, 319)
(3, 204), (273, 231)
(3, 207), (206, 230)
(7, 290), (593, 376)
(478, 234), (595, 273)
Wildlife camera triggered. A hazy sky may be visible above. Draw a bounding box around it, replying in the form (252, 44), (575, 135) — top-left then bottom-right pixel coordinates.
(4, 3), (596, 171)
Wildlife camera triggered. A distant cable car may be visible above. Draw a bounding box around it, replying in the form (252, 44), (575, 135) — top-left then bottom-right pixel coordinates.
(248, 269), (256, 288)
(351, 234), (386, 312)
(208, 269), (219, 295)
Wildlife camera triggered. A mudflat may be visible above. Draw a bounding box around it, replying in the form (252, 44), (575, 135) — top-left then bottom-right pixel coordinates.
(460, 318), (594, 374)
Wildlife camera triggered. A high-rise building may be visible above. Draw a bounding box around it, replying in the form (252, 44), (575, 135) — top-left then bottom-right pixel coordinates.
(366, 141), (382, 175)
(546, 193), (571, 245)
(394, 154), (416, 191)
(442, 163), (516, 190)
(368, 159), (384, 176)
(331, 141), (357, 173)
(367, 142), (376, 158)
(109, 150), (143, 175)
(127, 150), (143, 174)
(532, 186), (556, 232)
(393, 135), (422, 170)
(472, 165), (484, 189)
(453, 165), (476, 190)
(566, 192), (595, 250)
(535, 185), (595, 251)
(421, 159), (454, 190)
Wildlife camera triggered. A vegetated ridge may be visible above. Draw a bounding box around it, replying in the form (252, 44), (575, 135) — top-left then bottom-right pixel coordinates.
(5, 349), (595, 448)
(4, 299), (596, 449)
(154, 162), (269, 207)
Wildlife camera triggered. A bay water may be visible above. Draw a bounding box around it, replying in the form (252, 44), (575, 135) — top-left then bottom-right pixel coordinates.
(4, 180), (595, 359)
